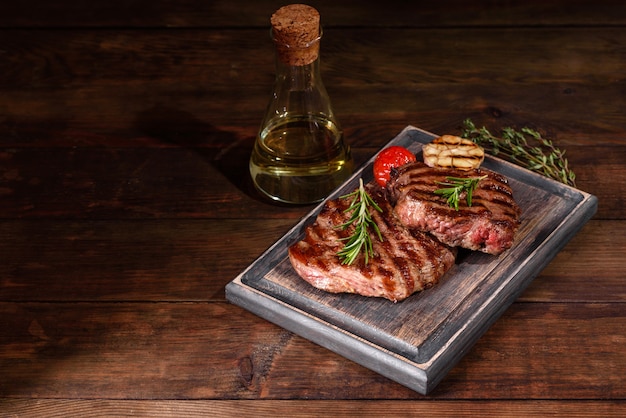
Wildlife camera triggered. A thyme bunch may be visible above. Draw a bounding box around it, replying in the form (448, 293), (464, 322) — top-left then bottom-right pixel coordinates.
(461, 119), (576, 186)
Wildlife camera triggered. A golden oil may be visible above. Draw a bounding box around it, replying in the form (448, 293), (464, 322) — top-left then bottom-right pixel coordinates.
(250, 114), (353, 204)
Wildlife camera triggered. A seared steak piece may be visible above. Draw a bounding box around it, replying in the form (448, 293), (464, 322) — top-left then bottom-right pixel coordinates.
(288, 184), (457, 302)
(387, 161), (520, 255)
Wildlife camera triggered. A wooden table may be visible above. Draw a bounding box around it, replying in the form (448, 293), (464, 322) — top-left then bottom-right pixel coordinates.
(1, 1), (625, 416)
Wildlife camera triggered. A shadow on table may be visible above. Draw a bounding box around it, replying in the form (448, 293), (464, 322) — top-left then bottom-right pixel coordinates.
(132, 105), (265, 203)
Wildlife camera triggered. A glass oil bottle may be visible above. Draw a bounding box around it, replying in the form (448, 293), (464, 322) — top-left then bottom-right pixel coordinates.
(249, 4), (353, 204)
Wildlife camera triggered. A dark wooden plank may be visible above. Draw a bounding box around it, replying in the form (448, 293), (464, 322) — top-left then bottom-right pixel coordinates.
(0, 301), (624, 399)
(2, 27), (625, 169)
(0, 219), (296, 301)
(1, 399), (626, 417)
(0, 30), (621, 170)
(0, 145), (319, 220)
(0, 219), (623, 303)
(1, 0), (626, 28)
(245, 302), (626, 399)
(522, 220), (626, 302)
(2, 28), (625, 91)
(0, 218), (622, 303)
(4, 81), (625, 148)
(439, 302), (626, 398)
(1, 143), (622, 220)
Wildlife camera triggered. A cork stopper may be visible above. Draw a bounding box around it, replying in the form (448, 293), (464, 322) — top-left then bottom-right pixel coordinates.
(270, 4), (321, 66)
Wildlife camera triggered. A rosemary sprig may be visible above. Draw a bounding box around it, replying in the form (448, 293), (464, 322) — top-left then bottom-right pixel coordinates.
(336, 178), (383, 265)
(434, 175), (488, 210)
(461, 118), (576, 186)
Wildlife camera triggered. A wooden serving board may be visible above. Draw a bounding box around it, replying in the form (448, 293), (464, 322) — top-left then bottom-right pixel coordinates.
(225, 126), (598, 395)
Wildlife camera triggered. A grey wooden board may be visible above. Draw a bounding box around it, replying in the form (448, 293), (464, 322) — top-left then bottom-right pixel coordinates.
(225, 125), (598, 394)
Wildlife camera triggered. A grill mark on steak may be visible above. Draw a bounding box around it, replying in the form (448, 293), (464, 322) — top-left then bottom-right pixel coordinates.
(387, 161), (521, 255)
(288, 183), (457, 302)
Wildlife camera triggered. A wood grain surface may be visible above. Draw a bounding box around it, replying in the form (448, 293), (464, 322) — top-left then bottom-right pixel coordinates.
(1, 0), (625, 416)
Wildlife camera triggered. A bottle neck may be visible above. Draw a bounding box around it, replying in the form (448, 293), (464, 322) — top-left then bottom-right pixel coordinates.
(262, 27), (334, 122)
(274, 57), (322, 90)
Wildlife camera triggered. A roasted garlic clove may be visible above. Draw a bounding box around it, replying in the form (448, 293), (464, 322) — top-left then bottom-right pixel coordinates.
(423, 135), (485, 170)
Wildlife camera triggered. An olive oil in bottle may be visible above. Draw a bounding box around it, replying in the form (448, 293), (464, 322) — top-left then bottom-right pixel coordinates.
(250, 114), (353, 204)
(249, 4), (353, 204)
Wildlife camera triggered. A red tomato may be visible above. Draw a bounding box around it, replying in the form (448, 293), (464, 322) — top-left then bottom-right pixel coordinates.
(373, 146), (417, 187)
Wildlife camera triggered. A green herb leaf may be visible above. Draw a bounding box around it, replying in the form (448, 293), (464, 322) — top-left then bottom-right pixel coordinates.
(461, 119), (576, 187)
(335, 178), (383, 265)
(434, 175), (488, 210)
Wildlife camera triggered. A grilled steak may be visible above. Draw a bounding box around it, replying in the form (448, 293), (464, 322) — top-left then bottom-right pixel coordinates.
(387, 161), (520, 255)
(288, 184), (457, 302)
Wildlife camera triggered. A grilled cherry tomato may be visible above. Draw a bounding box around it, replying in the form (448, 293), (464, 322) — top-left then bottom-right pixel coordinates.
(373, 146), (417, 187)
